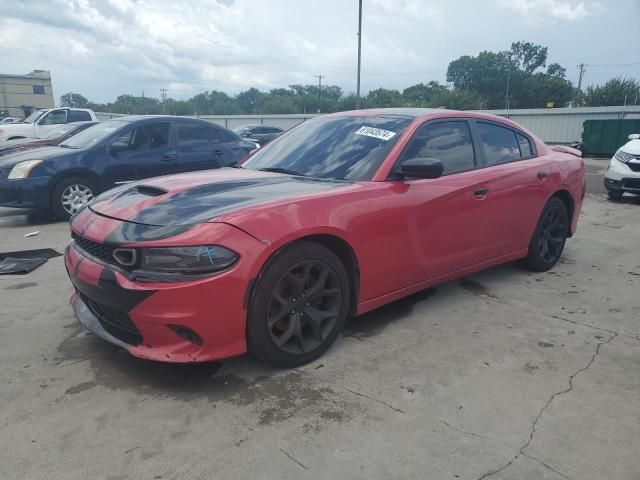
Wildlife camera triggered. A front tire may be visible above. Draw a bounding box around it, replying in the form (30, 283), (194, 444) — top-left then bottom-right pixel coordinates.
(523, 197), (569, 272)
(51, 177), (98, 220)
(247, 241), (350, 368)
(607, 190), (623, 201)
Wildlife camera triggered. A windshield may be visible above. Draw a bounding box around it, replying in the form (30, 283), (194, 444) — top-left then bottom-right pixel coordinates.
(22, 110), (46, 124)
(60, 120), (125, 149)
(43, 124), (76, 139)
(241, 115), (412, 181)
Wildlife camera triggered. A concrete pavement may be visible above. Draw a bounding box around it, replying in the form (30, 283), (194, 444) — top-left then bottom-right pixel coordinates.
(0, 168), (638, 479)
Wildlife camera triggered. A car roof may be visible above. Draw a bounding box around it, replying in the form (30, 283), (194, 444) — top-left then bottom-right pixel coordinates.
(106, 115), (217, 125)
(327, 108), (450, 119)
(239, 124), (282, 129)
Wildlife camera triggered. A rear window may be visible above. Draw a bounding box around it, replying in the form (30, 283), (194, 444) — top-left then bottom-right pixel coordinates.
(69, 110), (91, 122)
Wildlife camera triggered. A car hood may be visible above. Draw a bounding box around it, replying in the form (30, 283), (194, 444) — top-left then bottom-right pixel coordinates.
(620, 139), (640, 156)
(0, 146), (73, 169)
(89, 167), (350, 231)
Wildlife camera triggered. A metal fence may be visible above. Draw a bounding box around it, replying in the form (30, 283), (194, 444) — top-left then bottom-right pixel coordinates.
(95, 106), (640, 144)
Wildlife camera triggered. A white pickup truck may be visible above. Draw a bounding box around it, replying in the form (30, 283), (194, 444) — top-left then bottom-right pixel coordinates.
(0, 108), (98, 144)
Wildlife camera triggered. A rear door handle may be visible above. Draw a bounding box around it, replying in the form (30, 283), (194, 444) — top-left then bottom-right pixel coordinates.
(537, 171), (548, 180)
(474, 188), (489, 198)
(213, 149), (225, 156)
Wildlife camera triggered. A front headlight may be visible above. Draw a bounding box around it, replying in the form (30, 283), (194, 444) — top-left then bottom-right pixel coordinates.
(8, 160), (43, 179)
(138, 245), (238, 274)
(614, 150), (634, 163)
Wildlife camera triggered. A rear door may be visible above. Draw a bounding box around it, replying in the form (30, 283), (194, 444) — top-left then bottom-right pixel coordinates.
(175, 121), (226, 172)
(105, 122), (174, 184)
(472, 120), (552, 258)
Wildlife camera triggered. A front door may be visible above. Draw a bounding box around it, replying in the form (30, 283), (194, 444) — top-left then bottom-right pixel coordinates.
(35, 109), (68, 137)
(105, 122), (174, 186)
(392, 119), (493, 284)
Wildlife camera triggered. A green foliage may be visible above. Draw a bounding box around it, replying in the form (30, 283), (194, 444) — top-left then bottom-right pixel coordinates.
(60, 92), (89, 108)
(583, 78), (640, 107)
(446, 41), (575, 108)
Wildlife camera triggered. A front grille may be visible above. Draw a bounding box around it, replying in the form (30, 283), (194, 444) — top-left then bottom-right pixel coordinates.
(627, 161), (640, 173)
(80, 293), (143, 345)
(72, 232), (118, 265)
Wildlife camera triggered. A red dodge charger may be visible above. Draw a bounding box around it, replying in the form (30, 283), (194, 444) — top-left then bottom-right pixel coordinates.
(65, 109), (585, 367)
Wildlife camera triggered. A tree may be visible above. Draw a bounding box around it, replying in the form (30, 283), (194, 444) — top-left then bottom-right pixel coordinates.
(60, 92), (89, 108)
(584, 78), (640, 106)
(446, 42), (574, 108)
(366, 88), (403, 108)
(402, 81), (448, 107)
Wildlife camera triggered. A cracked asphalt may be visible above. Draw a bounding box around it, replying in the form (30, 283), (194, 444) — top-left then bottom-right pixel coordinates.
(0, 159), (639, 479)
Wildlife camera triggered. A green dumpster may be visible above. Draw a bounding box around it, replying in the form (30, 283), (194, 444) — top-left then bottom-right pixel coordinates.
(582, 119), (640, 157)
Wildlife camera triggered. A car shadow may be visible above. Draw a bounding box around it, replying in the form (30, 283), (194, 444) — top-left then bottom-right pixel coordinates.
(0, 207), (60, 228)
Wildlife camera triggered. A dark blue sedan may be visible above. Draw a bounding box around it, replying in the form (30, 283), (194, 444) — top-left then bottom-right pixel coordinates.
(0, 116), (257, 219)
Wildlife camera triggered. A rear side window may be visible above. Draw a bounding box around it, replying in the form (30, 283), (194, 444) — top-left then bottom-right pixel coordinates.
(517, 132), (533, 158)
(218, 128), (238, 143)
(477, 122), (521, 165)
(400, 121), (475, 175)
(68, 110), (91, 122)
(178, 123), (212, 144)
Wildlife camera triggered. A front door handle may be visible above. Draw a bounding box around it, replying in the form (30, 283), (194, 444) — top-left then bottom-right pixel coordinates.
(160, 151), (177, 162)
(537, 171), (548, 180)
(474, 188), (489, 198)
(213, 149), (225, 156)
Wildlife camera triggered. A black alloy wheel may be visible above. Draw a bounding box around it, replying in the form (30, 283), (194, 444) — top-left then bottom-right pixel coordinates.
(523, 197), (569, 272)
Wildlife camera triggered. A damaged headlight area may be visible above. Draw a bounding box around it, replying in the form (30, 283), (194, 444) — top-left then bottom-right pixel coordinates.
(614, 150), (635, 163)
(139, 246), (238, 274)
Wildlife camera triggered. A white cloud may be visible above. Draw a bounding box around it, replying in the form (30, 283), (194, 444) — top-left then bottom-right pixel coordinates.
(498, 0), (591, 21)
(0, 0), (633, 103)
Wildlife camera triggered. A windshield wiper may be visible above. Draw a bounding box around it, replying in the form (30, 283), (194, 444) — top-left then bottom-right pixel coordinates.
(258, 167), (306, 176)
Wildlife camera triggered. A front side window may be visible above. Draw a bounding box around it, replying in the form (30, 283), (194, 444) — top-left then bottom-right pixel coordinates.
(68, 110), (91, 122)
(40, 110), (67, 125)
(112, 122), (170, 152)
(399, 121), (475, 175)
(477, 122), (521, 165)
(242, 115), (412, 181)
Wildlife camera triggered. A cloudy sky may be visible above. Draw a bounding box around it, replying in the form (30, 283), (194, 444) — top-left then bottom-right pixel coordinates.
(1, 0), (639, 103)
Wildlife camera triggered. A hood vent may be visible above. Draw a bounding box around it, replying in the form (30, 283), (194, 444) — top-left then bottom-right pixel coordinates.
(134, 185), (168, 197)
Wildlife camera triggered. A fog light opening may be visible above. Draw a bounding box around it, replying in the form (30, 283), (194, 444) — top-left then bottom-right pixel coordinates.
(168, 325), (203, 345)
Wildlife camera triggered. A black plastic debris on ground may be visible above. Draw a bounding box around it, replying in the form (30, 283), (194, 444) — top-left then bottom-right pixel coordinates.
(0, 248), (62, 275)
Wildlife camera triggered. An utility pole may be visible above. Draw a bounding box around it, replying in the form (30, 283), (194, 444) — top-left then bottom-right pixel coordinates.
(142, 90), (145, 114)
(505, 67), (511, 116)
(160, 88), (167, 114)
(356, 0), (363, 110)
(576, 63), (586, 106)
(315, 74), (324, 113)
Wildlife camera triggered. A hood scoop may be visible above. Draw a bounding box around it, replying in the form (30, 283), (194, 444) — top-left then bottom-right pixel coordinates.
(134, 185), (168, 197)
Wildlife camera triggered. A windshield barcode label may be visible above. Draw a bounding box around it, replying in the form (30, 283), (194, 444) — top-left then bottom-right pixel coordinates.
(354, 126), (396, 141)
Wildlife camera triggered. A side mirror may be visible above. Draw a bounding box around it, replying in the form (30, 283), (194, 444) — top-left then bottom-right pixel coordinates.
(399, 157), (444, 179)
(110, 142), (129, 155)
(628, 133), (640, 140)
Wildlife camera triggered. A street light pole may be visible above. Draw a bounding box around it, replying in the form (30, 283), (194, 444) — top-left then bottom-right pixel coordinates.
(356, 0), (363, 109)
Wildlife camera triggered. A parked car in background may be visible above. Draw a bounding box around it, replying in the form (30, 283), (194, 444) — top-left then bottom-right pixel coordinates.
(0, 122), (98, 158)
(0, 117), (20, 124)
(0, 108), (98, 143)
(233, 124), (284, 145)
(0, 116), (256, 219)
(604, 133), (640, 200)
(64, 108), (586, 367)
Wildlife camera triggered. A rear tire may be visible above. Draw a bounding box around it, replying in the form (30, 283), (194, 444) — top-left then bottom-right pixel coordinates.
(522, 197), (569, 272)
(51, 176), (98, 220)
(247, 241), (350, 368)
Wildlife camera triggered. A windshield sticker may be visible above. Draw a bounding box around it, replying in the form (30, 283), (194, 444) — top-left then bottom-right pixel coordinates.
(354, 126), (397, 141)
